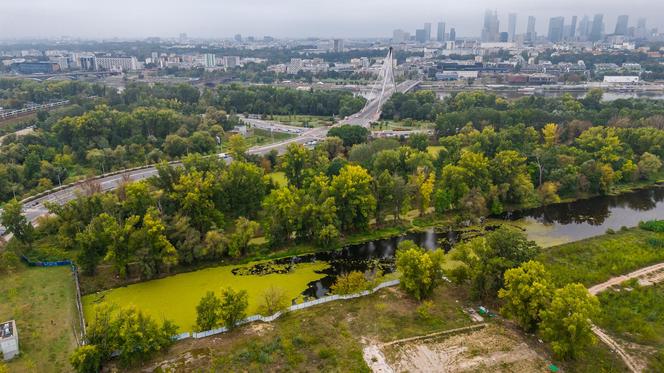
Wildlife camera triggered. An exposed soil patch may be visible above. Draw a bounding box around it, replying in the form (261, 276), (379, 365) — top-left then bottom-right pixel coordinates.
(376, 323), (548, 373)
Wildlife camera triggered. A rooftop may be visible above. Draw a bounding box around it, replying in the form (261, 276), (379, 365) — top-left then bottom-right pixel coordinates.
(0, 321), (15, 340)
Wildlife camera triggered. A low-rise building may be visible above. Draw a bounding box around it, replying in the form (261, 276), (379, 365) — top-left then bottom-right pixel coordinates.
(604, 76), (640, 83)
(0, 320), (19, 361)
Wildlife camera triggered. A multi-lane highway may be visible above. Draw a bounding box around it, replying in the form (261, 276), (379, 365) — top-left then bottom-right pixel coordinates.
(340, 80), (420, 127)
(1, 80), (421, 235)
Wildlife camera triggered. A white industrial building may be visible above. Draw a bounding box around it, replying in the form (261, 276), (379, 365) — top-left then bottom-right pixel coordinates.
(603, 76), (640, 83)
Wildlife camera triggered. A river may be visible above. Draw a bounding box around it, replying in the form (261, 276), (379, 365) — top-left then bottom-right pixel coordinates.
(240, 186), (664, 298)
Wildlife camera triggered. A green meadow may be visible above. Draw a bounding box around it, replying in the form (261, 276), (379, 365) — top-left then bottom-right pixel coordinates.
(82, 261), (329, 332)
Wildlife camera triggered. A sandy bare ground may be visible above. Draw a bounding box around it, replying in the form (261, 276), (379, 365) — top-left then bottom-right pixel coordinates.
(588, 262), (664, 295)
(367, 324), (547, 373)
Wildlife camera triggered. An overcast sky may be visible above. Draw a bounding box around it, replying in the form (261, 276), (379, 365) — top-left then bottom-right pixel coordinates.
(2, 0), (663, 39)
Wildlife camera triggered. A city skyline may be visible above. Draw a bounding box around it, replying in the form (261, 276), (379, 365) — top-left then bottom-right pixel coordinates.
(1, 0), (663, 40)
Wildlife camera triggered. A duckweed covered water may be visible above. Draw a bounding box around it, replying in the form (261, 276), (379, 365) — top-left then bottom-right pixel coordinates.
(82, 261), (329, 332)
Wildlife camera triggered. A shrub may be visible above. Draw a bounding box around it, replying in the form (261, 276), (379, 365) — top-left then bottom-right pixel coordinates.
(639, 220), (664, 232)
(416, 300), (434, 320)
(0, 251), (20, 274)
(330, 271), (369, 295)
(258, 286), (290, 315)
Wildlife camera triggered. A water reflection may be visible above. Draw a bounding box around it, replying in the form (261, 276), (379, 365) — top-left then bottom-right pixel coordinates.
(237, 186), (664, 298)
(503, 186), (664, 246)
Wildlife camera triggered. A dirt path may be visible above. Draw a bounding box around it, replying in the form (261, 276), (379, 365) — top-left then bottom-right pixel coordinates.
(591, 326), (642, 373)
(587, 262), (664, 373)
(588, 262), (664, 295)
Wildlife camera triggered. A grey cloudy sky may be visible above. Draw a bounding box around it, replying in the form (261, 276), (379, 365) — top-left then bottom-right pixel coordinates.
(1, 0), (663, 39)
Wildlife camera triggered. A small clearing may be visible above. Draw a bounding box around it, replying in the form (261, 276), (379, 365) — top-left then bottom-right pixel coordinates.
(371, 323), (548, 373)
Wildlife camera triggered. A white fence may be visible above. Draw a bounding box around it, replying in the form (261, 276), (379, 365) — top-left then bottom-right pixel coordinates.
(187, 279), (400, 340)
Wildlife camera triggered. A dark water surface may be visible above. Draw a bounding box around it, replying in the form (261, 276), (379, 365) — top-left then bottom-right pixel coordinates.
(239, 186), (664, 298)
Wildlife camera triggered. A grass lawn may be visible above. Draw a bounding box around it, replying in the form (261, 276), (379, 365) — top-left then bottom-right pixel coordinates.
(240, 128), (295, 148)
(595, 282), (664, 371)
(537, 227), (664, 287)
(126, 284), (473, 372)
(82, 261), (330, 332)
(0, 265), (79, 372)
(373, 120), (435, 131)
(271, 115), (334, 128)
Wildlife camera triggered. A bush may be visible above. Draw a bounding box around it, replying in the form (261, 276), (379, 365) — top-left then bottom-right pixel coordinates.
(330, 271), (369, 295)
(0, 251), (20, 274)
(258, 286), (290, 316)
(605, 228), (615, 234)
(416, 300), (434, 320)
(639, 220), (664, 232)
(69, 345), (101, 373)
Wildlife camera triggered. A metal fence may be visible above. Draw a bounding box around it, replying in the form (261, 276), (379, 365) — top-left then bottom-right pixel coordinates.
(188, 279), (400, 340)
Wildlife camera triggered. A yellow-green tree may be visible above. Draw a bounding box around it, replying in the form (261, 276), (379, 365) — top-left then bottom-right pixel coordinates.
(498, 261), (553, 331)
(331, 165), (376, 231)
(540, 283), (600, 359)
(396, 240), (445, 300)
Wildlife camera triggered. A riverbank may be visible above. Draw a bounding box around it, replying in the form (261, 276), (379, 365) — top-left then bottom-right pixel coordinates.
(77, 178), (664, 294)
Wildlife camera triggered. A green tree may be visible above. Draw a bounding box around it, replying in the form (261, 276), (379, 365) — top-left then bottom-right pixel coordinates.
(453, 226), (540, 300)
(395, 240), (446, 300)
(327, 125), (370, 147)
(498, 261), (553, 331)
(76, 213), (117, 275)
(227, 217), (259, 257)
(331, 164), (376, 231)
(130, 208), (178, 279)
(638, 152), (662, 180)
(408, 133), (429, 151)
(261, 187), (300, 245)
(540, 283), (600, 359)
(196, 291), (222, 331)
(281, 143), (309, 188)
(227, 134), (248, 160)
(1, 199), (34, 246)
(219, 287), (249, 329)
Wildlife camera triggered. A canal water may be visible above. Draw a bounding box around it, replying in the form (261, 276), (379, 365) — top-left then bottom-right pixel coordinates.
(235, 186), (664, 298)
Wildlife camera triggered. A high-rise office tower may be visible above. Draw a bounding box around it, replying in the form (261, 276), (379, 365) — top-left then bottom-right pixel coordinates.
(590, 14), (604, 41)
(392, 29), (409, 43)
(508, 13), (517, 42)
(481, 10), (500, 42)
(569, 16), (578, 39)
(333, 39), (344, 52)
(437, 22), (446, 42)
(449, 28), (456, 41)
(635, 18), (647, 38)
(548, 17), (565, 43)
(614, 15), (629, 35)
(526, 16), (537, 42)
(415, 29), (427, 43)
(578, 16), (589, 39)
(424, 23), (432, 41)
